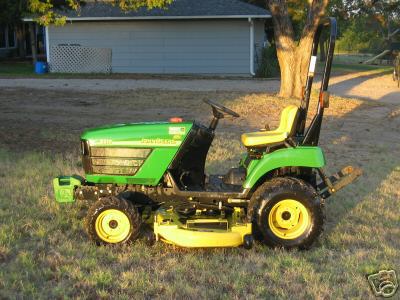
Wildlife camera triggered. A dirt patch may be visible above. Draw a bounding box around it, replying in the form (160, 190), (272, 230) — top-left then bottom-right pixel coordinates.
(0, 246), (10, 263)
(1, 70), (399, 103)
(0, 78), (278, 93)
(1, 87), (399, 165)
(1, 87), (399, 186)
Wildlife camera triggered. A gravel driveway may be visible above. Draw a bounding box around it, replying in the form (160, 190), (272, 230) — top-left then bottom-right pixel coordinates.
(0, 70), (398, 103)
(0, 77), (279, 93)
(328, 71), (400, 104)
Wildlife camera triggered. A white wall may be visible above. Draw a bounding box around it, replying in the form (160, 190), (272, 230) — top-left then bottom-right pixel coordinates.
(48, 19), (266, 74)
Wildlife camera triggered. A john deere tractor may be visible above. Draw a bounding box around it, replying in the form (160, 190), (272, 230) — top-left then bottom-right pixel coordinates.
(53, 18), (361, 249)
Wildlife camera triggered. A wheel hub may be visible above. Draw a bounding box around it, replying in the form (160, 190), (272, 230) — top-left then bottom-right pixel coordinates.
(281, 211), (291, 220)
(268, 199), (310, 239)
(95, 209), (131, 243)
(109, 220), (118, 229)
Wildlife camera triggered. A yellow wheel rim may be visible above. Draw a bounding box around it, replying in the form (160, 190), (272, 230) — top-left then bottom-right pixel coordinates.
(268, 199), (310, 240)
(95, 209), (131, 243)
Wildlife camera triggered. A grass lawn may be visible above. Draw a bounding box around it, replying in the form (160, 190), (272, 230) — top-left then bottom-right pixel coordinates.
(0, 61), (34, 76)
(0, 88), (399, 299)
(0, 61), (120, 79)
(0, 60), (393, 79)
(328, 63), (392, 75)
(0, 61), (259, 80)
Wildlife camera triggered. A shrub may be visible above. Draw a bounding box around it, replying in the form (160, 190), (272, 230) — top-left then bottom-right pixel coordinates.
(256, 45), (280, 78)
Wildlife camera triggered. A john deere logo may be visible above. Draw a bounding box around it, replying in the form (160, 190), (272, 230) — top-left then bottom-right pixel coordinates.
(368, 270), (398, 298)
(169, 126), (186, 135)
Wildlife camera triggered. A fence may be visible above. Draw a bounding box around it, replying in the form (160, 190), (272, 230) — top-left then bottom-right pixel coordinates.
(49, 45), (112, 73)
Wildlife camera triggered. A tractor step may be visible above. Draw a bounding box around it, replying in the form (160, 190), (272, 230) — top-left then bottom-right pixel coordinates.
(318, 166), (362, 198)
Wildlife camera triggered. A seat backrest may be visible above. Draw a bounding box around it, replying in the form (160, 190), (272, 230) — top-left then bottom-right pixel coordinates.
(276, 105), (299, 136)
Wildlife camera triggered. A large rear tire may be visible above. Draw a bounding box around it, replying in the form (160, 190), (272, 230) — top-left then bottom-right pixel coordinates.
(248, 177), (324, 249)
(85, 196), (141, 245)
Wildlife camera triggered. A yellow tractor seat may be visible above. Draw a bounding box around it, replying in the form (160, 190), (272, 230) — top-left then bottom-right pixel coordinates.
(241, 105), (299, 147)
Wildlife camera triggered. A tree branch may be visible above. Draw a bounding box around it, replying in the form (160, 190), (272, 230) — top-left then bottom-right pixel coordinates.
(300, 0), (328, 41)
(267, 0), (296, 51)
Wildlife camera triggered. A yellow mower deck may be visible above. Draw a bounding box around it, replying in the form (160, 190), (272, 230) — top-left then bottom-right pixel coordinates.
(154, 208), (252, 248)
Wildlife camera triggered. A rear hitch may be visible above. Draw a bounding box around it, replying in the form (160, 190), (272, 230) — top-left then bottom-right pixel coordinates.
(318, 166), (362, 198)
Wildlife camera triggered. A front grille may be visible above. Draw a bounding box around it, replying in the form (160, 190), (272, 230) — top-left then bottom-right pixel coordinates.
(91, 158), (143, 167)
(90, 147), (151, 158)
(82, 140), (151, 176)
(91, 166), (139, 175)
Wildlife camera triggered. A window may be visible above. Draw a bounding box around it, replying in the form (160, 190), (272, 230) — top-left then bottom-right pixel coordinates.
(8, 26), (15, 48)
(0, 25), (6, 48)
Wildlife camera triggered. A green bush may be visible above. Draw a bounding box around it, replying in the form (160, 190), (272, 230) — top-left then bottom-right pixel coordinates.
(256, 45), (280, 78)
(336, 19), (386, 54)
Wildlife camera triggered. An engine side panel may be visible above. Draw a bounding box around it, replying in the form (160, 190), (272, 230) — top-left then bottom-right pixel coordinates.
(81, 122), (194, 185)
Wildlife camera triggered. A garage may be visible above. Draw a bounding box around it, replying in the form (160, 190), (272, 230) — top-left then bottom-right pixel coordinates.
(42, 0), (271, 75)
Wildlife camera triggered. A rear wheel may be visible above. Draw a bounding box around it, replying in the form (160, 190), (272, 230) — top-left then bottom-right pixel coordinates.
(248, 177), (324, 249)
(86, 196), (141, 245)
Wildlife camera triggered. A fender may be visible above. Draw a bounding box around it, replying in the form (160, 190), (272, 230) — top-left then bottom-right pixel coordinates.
(243, 146), (326, 189)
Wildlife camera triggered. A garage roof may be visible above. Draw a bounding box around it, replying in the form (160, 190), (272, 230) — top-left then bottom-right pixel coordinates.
(40, 0), (271, 21)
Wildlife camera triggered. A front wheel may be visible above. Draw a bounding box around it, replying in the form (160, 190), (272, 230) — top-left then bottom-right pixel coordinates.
(248, 177), (324, 249)
(85, 196), (142, 245)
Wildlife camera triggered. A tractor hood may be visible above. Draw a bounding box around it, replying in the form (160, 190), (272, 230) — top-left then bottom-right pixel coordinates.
(81, 121), (193, 148)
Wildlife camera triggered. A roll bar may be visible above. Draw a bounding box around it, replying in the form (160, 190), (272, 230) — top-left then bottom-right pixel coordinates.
(297, 17), (337, 146)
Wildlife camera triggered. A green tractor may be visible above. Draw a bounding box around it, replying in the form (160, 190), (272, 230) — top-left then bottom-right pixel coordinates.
(53, 18), (361, 249)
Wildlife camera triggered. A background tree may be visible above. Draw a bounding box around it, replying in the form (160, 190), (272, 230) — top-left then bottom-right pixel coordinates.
(336, 17), (386, 54)
(341, 0), (400, 63)
(28, 0), (173, 25)
(247, 1), (381, 97)
(0, 0), (27, 58)
(0, 0), (172, 63)
(267, 0), (330, 98)
(346, 0), (400, 43)
(249, 0), (332, 98)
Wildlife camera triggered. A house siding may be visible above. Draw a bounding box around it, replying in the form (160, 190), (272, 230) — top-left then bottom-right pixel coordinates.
(48, 19), (265, 74)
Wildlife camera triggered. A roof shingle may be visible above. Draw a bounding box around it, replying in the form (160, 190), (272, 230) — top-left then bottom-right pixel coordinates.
(58, 0), (270, 19)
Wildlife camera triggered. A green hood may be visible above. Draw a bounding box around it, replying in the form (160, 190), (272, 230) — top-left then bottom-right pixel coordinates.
(81, 122), (193, 148)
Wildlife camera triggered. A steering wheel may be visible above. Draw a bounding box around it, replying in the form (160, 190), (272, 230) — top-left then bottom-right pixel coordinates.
(203, 99), (240, 118)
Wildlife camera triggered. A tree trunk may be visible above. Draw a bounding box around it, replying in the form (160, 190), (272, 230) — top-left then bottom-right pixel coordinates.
(15, 23), (26, 58)
(28, 23), (38, 64)
(276, 49), (296, 97)
(267, 0), (328, 99)
(275, 33), (314, 98)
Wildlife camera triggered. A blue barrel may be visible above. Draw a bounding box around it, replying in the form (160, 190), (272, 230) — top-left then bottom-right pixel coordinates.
(35, 61), (48, 74)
